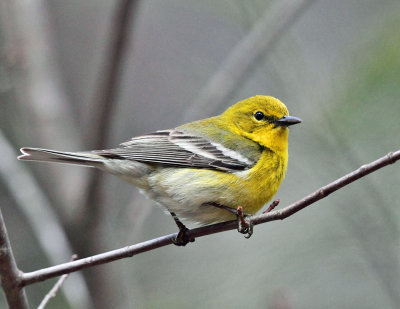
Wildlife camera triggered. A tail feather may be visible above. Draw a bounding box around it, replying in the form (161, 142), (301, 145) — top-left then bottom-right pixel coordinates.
(18, 147), (105, 167)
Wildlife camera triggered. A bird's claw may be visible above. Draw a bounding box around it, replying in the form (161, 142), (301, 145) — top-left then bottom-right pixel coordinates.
(238, 222), (253, 239)
(172, 227), (195, 246)
(236, 206), (253, 239)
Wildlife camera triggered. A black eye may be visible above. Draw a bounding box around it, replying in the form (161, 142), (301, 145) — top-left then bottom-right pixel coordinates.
(254, 111), (264, 121)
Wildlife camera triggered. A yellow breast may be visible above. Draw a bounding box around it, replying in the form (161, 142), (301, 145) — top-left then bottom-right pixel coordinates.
(213, 148), (287, 214)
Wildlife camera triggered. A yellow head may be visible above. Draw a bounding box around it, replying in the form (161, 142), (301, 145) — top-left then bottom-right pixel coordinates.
(221, 95), (301, 156)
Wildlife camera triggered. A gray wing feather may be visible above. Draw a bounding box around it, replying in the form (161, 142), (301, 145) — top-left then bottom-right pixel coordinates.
(94, 130), (253, 172)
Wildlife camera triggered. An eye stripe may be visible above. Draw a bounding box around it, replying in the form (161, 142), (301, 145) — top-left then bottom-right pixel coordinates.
(265, 115), (278, 123)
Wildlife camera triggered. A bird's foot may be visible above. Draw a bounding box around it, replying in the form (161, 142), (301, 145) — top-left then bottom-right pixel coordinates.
(170, 211), (195, 246)
(236, 206), (253, 239)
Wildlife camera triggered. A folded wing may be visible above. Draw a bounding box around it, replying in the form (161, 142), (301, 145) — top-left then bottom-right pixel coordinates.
(95, 130), (254, 172)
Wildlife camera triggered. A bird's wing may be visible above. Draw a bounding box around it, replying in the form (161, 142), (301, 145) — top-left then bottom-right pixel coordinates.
(94, 130), (255, 172)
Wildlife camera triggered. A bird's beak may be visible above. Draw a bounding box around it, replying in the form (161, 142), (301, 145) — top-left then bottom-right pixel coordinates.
(274, 115), (302, 127)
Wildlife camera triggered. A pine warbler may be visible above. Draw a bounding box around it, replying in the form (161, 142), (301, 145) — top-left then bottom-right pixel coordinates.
(18, 95), (301, 244)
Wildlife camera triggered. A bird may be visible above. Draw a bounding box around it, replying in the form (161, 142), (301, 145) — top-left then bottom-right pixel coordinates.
(18, 95), (301, 245)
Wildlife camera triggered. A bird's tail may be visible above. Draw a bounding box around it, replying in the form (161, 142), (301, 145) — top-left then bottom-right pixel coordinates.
(18, 147), (105, 167)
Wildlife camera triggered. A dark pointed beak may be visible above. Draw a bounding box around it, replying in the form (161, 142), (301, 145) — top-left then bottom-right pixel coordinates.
(274, 115), (302, 127)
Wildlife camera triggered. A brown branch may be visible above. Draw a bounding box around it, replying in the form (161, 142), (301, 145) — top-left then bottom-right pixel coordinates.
(19, 149), (400, 287)
(0, 209), (29, 309)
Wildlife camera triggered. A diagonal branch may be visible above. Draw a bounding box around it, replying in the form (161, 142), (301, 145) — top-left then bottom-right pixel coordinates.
(18, 149), (400, 287)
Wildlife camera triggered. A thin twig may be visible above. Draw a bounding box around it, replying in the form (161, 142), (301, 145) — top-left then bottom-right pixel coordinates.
(183, 0), (317, 121)
(0, 209), (29, 309)
(18, 150), (400, 287)
(37, 255), (78, 309)
(263, 199), (280, 214)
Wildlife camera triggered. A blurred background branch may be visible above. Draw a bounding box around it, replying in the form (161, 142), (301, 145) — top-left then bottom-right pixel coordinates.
(183, 0), (316, 121)
(87, 0), (140, 147)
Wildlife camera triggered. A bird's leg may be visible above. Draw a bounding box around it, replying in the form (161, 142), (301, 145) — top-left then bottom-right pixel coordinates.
(169, 211), (195, 246)
(207, 202), (254, 238)
(236, 206), (253, 239)
(262, 199), (280, 214)
(207, 202), (238, 215)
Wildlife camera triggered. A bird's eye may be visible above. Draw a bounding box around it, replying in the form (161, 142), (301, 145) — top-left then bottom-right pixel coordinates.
(254, 111), (265, 121)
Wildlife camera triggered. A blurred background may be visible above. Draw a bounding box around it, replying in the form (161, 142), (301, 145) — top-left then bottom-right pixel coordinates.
(0, 0), (399, 308)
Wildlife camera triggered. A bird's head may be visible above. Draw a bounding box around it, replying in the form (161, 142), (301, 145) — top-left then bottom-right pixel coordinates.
(222, 95), (301, 156)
